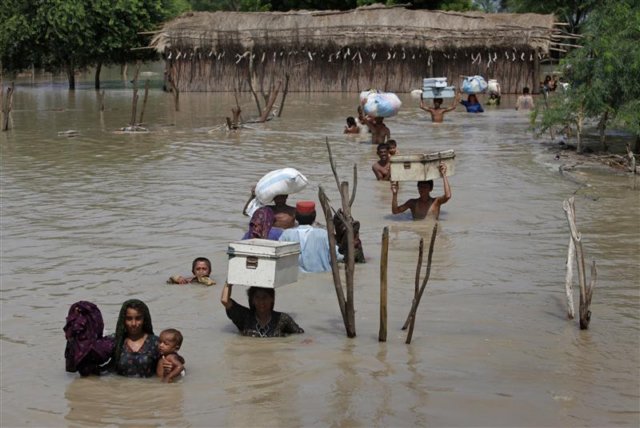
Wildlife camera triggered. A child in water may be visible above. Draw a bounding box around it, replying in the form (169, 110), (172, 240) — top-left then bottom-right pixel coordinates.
(387, 139), (398, 156)
(168, 257), (215, 286)
(156, 328), (185, 383)
(343, 116), (361, 134)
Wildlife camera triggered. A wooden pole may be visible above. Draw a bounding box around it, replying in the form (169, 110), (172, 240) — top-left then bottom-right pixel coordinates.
(99, 90), (105, 112)
(564, 236), (576, 319)
(318, 186), (348, 328)
(2, 83), (14, 131)
(277, 73), (290, 117)
(563, 197), (596, 329)
(402, 237), (424, 330)
(379, 226), (389, 342)
(405, 222), (438, 344)
(340, 181), (356, 337)
(138, 80), (150, 125)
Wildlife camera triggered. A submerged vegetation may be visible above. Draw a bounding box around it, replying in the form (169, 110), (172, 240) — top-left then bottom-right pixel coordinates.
(532, 0), (640, 154)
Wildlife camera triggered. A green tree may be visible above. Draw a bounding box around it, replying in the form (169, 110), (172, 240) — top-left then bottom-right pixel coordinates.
(506, 0), (597, 34)
(535, 0), (640, 153)
(0, 0), (188, 89)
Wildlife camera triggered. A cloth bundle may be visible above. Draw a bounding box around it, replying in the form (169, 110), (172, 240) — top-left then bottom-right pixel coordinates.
(487, 79), (501, 95)
(246, 168), (309, 217)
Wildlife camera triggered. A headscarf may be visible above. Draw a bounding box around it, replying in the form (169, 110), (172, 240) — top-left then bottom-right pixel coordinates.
(113, 299), (154, 362)
(64, 301), (114, 374)
(247, 207), (275, 239)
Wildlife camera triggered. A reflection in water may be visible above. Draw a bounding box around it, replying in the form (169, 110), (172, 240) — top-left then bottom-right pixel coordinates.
(65, 376), (186, 427)
(223, 338), (302, 428)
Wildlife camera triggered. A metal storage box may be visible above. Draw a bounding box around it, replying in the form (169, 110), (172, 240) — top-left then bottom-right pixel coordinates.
(421, 86), (456, 99)
(423, 77), (448, 88)
(227, 239), (300, 288)
(390, 150), (456, 182)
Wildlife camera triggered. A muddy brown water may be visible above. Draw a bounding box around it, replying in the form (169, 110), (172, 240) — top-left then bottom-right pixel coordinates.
(1, 74), (639, 427)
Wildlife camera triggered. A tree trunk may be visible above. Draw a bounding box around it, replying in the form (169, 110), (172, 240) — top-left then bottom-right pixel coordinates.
(576, 106), (584, 154)
(598, 110), (608, 152)
(66, 63), (76, 90)
(94, 62), (102, 90)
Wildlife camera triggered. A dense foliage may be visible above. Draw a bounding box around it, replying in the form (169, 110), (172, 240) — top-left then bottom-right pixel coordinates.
(506, 0), (597, 34)
(535, 0), (640, 153)
(0, 0), (189, 89)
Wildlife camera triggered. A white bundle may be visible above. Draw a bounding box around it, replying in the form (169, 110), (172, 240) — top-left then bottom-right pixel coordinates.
(246, 168), (309, 216)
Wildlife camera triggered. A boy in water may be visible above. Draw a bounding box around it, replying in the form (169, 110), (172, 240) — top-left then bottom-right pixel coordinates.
(343, 116), (361, 134)
(156, 328), (185, 383)
(168, 257), (214, 286)
(419, 93), (460, 123)
(372, 143), (391, 181)
(387, 139), (398, 156)
(391, 163), (451, 220)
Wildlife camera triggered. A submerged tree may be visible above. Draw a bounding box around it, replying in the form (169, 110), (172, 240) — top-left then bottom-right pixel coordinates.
(535, 0), (640, 154)
(0, 0), (189, 89)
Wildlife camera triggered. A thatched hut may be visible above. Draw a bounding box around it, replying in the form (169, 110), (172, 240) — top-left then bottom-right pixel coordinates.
(150, 5), (560, 94)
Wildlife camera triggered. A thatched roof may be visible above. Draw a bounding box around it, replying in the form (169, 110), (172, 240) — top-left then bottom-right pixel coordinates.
(151, 5), (556, 54)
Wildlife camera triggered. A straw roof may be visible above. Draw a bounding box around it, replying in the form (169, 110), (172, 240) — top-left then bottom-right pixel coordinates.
(150, 5), (556, 54)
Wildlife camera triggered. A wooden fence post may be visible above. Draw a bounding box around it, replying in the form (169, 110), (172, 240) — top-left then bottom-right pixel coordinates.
(563, 197), (596, 329)
(379, 226), (389, 342)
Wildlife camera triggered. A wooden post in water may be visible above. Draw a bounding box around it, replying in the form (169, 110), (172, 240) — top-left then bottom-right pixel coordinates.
(379, 226), (389, 342)
(562, 197), (596, 329)
(402, 237), (424, 330)
(2, 82), (14, 131)
(564, 236), (576, 319)
(318, 137), (358, 338)
(405, 222), (438, 344)
(138, 80), (150, 125)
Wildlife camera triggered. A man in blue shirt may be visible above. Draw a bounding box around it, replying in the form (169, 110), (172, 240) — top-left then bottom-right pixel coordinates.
(279, 201), (340, 273)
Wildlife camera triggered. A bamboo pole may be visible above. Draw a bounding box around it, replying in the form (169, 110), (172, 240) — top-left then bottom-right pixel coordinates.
(379, 226), (389, 342)
(340, 181), (356, 336)
(563, 197), (596, 329)
(405, 222), (438, 344)
(564, 236), (576, 319)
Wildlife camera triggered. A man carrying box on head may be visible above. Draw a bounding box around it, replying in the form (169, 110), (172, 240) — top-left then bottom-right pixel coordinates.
(279, 201), (342, 273)
(390, 162), (452, 220)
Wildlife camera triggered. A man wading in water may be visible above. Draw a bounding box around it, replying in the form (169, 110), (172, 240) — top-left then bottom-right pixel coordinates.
(419, 93), (460, 123)
(390, 163), (451, 220)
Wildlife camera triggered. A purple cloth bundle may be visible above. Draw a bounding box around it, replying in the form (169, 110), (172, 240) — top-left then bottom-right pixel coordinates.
(64, 301), (114, 376)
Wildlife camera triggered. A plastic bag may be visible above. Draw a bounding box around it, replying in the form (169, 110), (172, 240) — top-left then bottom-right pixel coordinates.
(363, 92), (402, 118)
(462, 76), (488, 94)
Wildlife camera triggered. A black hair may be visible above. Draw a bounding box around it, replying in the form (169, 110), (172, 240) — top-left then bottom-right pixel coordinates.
(523, 87), (530, 94)
(113, 299), (154, 361)
(346, 116), (356, 126)
(247, 287), (275, 311)
(296, 211), (316, 225)
(376, 143), (390, 152)
(417, 180), (434, 189)
(191, 257), (211, 275)
(433, 98), (443, 103)
(387, 139), (397, 147)
(160, 328), (183, 348)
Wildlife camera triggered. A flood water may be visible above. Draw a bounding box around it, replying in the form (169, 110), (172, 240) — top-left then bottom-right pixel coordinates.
(1, 72), (639, 427)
